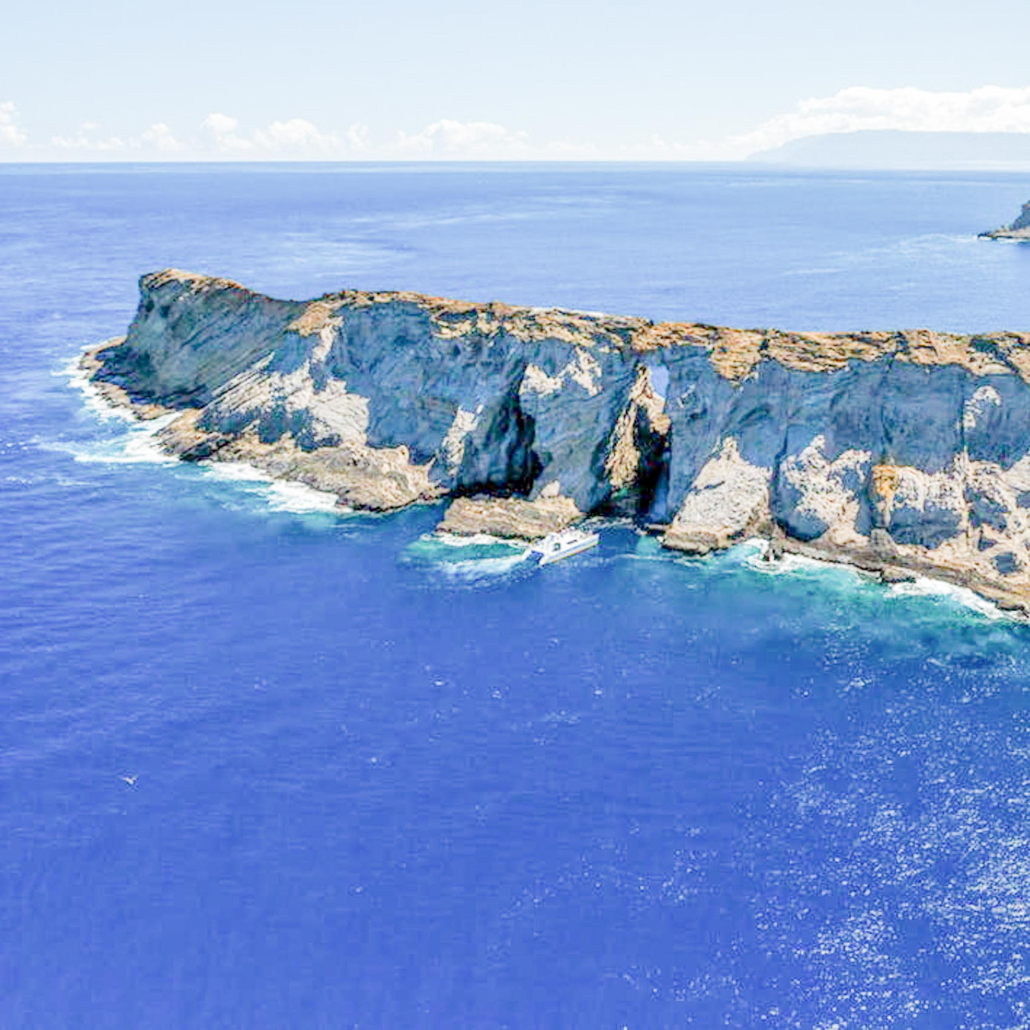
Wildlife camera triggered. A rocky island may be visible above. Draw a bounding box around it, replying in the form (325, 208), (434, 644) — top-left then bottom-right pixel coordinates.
(980, 200), (1030, 241)
(85, 269), (1030, 613)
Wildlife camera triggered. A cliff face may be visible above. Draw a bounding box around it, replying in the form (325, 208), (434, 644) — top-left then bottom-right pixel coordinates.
(89, 269), (1030, 611)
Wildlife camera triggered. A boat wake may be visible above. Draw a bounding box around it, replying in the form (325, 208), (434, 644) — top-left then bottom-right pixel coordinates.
(402, 533), (533, 583)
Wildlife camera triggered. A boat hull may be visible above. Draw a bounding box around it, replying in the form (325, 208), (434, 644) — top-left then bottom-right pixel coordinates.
(537, 533), (599, 566)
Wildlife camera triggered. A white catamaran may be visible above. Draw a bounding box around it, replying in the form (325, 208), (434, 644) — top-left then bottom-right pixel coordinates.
(532, 528), (600, 566)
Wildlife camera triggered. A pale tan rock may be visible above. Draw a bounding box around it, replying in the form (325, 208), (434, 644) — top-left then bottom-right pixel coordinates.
(235, 438), (440, 511)
(662, 439), (771, 553)
(158, 416), (439, 512)
(438, 495), (581, 540)
(604, 365), (671, 496)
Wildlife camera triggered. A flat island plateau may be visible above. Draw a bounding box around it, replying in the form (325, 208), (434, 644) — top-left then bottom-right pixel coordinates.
(84, 268), (1030, 614)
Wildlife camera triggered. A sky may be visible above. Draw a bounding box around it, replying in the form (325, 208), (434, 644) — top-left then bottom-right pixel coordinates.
(5, 0), (1030, 161)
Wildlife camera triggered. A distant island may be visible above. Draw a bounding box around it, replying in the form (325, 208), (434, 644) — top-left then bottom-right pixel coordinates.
(85, 270), (1030, 613)
(749, 130), (1030, 170)
(980, 200), (1030, 241)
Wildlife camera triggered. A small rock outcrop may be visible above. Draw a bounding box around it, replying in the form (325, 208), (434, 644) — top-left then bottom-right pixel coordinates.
(980, 200), (1030, 240)
(438, 493), (580, 540)
(86, 268), (1030, 612)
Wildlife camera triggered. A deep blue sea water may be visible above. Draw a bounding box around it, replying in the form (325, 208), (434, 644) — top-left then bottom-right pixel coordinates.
(5, 163), (1030, 1028)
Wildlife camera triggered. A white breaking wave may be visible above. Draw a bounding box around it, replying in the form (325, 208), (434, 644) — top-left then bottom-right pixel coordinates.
(61, 346), (138, 425)
(39, 410), (180, 467)
(199, 460), (276, 485)
(199, 460), (345, 514)
(267, 480), (345, 514)
(888, 576), (1009, 621)
(742, 538), (1013, 621)
(60, 348), (347, 517)
(53, 346), (180, 465)
(741, 540), (862, 582)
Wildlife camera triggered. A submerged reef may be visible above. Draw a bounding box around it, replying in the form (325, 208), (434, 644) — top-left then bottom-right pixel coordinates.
(87, 269), (1030, 612)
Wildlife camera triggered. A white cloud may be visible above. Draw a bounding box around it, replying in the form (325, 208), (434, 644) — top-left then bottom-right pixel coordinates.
(201, 112), (238, 136)
(253, 117), (342, 154)
(0, 102), (28, 148)
(721, 85), (1030, 158)
(346, 122), (370, 152)
(199, 113), (360, 157)
(201, 112), (254, 153)
(395, 119), (530, 158)
(138, 122), (186, 153)
(195, 114), (535, 160)
(51, 121), (126, 151)
(18, 88), (1030, 163)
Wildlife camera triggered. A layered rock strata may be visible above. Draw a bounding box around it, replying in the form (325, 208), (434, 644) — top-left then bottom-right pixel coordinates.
(87, 268), (1030, 612)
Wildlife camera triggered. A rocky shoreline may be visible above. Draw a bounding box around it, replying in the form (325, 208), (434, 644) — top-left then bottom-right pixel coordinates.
(84, 268), (1030, 615)
(980, 199), (1030, 241)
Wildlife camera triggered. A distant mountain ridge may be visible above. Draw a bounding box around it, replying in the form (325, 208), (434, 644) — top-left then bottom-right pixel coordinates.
(749, 130), (1030, 169)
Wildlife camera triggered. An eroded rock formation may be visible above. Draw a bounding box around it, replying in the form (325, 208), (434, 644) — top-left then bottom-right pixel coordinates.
(87, 269), (1030, 611)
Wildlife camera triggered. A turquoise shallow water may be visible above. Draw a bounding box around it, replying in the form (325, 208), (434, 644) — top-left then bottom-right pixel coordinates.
(4, 164), (1030, 1027)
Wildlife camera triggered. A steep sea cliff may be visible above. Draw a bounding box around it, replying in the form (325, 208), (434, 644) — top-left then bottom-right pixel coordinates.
(88, 268), (1030, 612)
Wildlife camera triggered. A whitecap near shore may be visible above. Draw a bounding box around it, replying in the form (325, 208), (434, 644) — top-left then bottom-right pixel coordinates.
(59, 347), (349, 517)
(742, 537), (1014, 622)
(887, 575), (1009, 621)
(61, 346), (138, 425)
(192, 458), (349, 515)
(39, 410), (181, 467)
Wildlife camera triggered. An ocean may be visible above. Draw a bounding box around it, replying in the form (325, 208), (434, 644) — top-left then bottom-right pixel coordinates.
(3, 162), (1030, 1028)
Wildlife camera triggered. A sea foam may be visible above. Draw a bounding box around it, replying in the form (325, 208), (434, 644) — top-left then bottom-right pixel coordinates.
(39, 411), (180, 467)
(61, 350), (347, 516)
(742, 538), (1013, 621)
(403, 532), (532, 582)
(888, 576), (1010, 621)
(61, 347), (138, 425)
(199, 460), (346, 514)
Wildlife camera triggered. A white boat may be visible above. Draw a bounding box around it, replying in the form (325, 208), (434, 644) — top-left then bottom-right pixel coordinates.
(532, 528), (600, 566)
